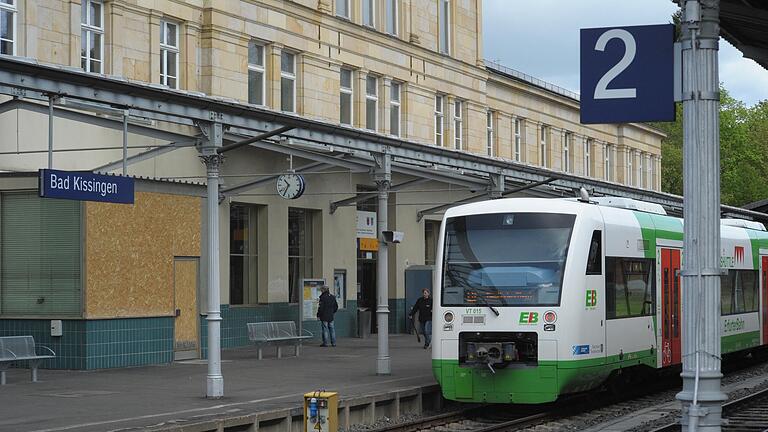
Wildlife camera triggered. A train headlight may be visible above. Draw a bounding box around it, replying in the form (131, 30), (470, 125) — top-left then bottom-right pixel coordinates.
(444, 311), (454, 323)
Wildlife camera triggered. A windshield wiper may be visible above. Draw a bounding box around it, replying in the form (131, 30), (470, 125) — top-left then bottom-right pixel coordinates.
(474, 292), (500, 317)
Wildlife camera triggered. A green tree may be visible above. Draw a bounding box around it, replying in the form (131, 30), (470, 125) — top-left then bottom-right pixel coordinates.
(652, 88), (768, 207)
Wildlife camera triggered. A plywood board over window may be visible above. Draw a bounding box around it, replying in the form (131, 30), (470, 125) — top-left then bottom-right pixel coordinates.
(84, 192), (201, 318)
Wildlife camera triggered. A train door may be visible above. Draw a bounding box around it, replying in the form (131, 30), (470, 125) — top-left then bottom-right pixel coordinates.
(660, 248), (682, 366)
(762, 256), (768, 345)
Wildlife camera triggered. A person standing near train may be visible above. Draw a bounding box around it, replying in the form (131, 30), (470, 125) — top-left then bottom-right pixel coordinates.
(409, 289), (433, 349)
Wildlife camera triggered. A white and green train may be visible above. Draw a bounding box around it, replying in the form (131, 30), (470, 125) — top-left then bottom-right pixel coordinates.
(432, 197), (768, 404)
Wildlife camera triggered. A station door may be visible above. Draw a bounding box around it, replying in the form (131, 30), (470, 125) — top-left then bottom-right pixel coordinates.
(660, 248), (682, 367)
(762, 256), (768, 345)
(174, 257), (200, 360)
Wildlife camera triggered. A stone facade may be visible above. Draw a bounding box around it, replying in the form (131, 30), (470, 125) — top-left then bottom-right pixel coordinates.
(7, 0), (664, 189)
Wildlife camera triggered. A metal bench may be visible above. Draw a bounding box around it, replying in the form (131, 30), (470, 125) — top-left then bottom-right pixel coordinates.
(0, 336), (56, 385)
(247, 321), (313, 359)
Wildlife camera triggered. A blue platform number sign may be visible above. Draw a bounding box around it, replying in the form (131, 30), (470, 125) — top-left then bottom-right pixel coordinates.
(39, 169), (135, 204)
(580, 24), (675, 124)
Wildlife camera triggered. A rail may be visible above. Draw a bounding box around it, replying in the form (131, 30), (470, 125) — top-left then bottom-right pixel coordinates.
(649, 386), (768, 431)
(368, 406), (552, 432)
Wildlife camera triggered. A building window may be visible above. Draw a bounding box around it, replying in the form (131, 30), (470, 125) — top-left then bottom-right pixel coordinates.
(288, 208), (315, 303)
(627, 150), (634, 186)
(486, 110), (494, 157)
(606, 257), (655, 319)
(638, 153), (645, 188)
(160, 20), (179, 89)
(453, 100), (463, 150)
(248, 42), (265, 105)
(0, 0), (16, 55)
(434, 94), (444, 146)
(647, 155), (653, 189)
(651, 156), (657, 189)
(563, 132), (572, 173)
(540, 125), (548, 168)
(336, 0), (350, 18)
(390, 81), (401, 136)
(513, 118), (522, 162)
(362, 0), (375, 27)
(438, 0), (450, 54)
(385, 0), (397, 35)
(365, 75), (378, 130)
(81, 0), (104, 73)
(424, 220), (441, 266)
(605, 144), (614, 181)
(340, 68), (353, 125)
(584, 138), (593, 177)
(230, 204), (259, 305)
(281, 51), (296, 112)
(1, 193), (82, 316)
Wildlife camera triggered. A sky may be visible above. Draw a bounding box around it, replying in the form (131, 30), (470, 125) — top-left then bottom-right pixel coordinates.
(483, 0), (768, 107)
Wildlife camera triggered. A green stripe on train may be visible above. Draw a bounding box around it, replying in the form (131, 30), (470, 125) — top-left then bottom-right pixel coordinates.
(633, 211), (683, 259)
(722, 331), (760, 353)
(432, 349), (656, 404)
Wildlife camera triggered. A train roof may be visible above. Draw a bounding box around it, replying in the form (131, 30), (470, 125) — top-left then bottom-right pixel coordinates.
(443, 197), (768, 237)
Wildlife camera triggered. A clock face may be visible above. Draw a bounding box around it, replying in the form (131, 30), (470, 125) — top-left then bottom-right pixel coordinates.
(276, 173), (305, 200)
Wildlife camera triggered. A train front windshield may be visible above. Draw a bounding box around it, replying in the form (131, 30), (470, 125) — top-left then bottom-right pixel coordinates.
(441, 212), (575, 307)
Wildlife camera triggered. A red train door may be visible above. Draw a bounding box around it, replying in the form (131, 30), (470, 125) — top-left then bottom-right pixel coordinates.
(661, 248), (682, 366)
(762, 256), (768, 345)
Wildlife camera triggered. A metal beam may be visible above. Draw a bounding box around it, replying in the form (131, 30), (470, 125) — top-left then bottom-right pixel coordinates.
(93, 140), (198, 173)
(0, 57), (764, 222)
(221, 161), (330, 196)
(417, 178), (556, 221)
(219, 126), (294, 154)
(0, 98), (193, 144)
(329, 178), (430, 214)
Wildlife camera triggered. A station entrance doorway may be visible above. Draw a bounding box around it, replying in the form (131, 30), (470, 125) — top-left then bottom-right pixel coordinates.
(357, 257), (378, 333)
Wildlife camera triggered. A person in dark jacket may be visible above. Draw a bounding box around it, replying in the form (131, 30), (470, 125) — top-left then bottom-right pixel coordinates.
(409, 289), (433, 349)
(317, 285), (339, 347)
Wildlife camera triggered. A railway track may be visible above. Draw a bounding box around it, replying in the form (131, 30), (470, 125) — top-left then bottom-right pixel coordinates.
(366, 407), (552, 432)
(650, 387), (768, 432)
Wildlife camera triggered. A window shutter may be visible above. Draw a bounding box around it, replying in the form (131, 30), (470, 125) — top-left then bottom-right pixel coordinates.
(1, 193), (82, 316)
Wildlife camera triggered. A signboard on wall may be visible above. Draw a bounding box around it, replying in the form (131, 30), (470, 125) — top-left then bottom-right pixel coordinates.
(356, 211), (377, 239)
(39, 169), (135, 204)
(359, 238), (379, 252)
(302, 279), (326, 320)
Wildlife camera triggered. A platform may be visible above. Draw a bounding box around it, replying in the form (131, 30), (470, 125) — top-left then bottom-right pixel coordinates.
(0, 335), (439, 432)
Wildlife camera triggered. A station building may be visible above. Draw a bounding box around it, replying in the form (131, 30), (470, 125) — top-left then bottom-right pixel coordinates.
(0, 0), (669, 369)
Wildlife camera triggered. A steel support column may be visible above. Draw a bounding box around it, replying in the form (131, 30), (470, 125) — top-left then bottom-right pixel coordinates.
(199, 121), (224, 398)
(122, 110), (129, 175)
(48, 96), (54, 168)
(677, 1), (726, 431)
(373, 153), (391, 375)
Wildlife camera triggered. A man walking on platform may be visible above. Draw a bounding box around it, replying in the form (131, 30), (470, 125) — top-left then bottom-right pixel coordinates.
(409, 289), (433, 349)
(317, 285), (338, 347)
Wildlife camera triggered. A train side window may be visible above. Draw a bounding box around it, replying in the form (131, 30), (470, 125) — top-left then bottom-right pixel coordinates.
(605, 257), (655, 319)
(721, 269), (759, 315)
(586, 230), (602, 275)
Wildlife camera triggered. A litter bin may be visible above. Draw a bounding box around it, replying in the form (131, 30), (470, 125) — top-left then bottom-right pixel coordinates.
(357, 308), (371, 338)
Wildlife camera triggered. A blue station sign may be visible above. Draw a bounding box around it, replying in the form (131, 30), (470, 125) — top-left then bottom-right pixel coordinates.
(39, 169), (135, 204)
(580, 24), (675, 124)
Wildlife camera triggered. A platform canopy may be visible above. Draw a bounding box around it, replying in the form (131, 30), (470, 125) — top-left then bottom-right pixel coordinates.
(720, 0), (768, 69)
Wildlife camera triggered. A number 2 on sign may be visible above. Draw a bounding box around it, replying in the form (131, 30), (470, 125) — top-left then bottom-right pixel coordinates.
(594, 29), (637, 100)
